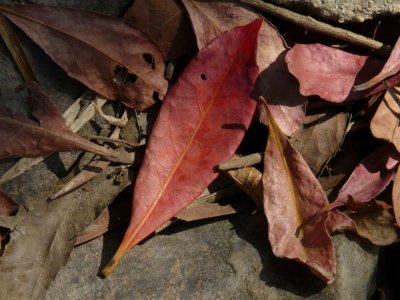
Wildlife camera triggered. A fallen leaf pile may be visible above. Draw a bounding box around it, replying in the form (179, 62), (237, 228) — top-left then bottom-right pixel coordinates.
(0, 0), (399, 298)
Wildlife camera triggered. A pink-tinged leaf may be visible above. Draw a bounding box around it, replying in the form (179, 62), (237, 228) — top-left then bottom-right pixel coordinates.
(0, 191), (18, 216)
(370, 87), (400, 152)
(0, 83), (128, 163)
(335, 144), (400, 206)
(263, 100), (338, 284)
(0, 5), (167, 110)
(354, 36), (400, 91)
(285, 44), (400, 102)
(181, 0), (306, 136)
(101, 19), (262, 276)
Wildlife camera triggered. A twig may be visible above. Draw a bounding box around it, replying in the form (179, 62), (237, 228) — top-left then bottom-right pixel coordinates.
(237, 0), (392, 55)
(218, 152), (263, 170)
(82, 134), (143, 148)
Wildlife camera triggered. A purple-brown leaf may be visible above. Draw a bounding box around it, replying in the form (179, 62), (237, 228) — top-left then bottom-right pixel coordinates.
(0, 4), (167, 110)
(263, 100), (338, 284)
(0, 191), (18, 216)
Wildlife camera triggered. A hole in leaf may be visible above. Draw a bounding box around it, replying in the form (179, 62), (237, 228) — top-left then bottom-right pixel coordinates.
(201, 73), (206, 80)
(153, 91), (160, 102)
(113, 65), (138, 86)
(127, 73), (137, 84)
(143, 53), (156, 69)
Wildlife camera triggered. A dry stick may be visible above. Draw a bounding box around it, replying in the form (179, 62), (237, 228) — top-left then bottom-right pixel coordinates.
(237, 0), (392, 55)
(218, 152), (263, 171)
(0, 13), (36, 81)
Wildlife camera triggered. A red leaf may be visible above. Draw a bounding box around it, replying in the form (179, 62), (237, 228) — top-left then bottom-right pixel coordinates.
(0, 191), (18, 216)
(262, 100), (338, 283)
(355, 36), (400, 91)
(0, 5), (167, 110)
(0, 83), (127, 162)
(101, 19), (262, 276)
(181, 0), (306, 136)
(286, 44), (400, 102)
(335, 144), (400, 206)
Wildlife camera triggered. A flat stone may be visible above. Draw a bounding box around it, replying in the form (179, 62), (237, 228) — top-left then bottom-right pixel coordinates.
(44, 214), (378, 299)
(269, 0), (400, 22)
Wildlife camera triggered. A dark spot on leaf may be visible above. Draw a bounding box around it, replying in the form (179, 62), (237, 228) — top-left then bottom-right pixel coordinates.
(143, 53), (155, 69)
(127, 73), (137, 84)
(201, 73), (207, 80)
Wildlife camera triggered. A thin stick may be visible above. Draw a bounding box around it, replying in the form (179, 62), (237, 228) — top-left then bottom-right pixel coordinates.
(238, 0), (392, 55)
(218, 152), (263, 170)
(82, 134), (143, 148)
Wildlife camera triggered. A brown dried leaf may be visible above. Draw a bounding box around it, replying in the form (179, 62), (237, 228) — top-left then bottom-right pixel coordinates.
(263, 99), (338, 283)
(0, 4), (167, 110)
(348, 201), (399, 246)
(392, 170), (400, 227)
(290, 111), (349, 174)
(370, 87), (400, 152)
(181, 0), (306, 136)
(0, 83), (129, 163)
(0, 166), (131, 300)
(124, 0), (195, 60)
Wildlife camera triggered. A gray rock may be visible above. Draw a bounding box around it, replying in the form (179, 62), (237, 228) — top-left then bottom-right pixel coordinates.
(269, 0), (400, 22)
(43, 214), (378, 300)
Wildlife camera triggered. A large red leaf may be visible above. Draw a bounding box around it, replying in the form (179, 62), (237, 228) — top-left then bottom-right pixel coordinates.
(101, 19), (262, 276)
(263, 100), (339, 283)
(181, 0), (306, 136)
(286, 44), (400, 102)
(355, 36), (400, 91)
(0, 5), (167, 110)
(0, 83), (127, 162)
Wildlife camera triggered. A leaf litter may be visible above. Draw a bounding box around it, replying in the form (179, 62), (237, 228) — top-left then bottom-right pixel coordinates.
(0, 1), (399, 298)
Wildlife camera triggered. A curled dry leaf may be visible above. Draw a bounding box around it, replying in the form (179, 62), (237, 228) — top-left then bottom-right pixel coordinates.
(0, 4), (167, 110)
(124, 0), (195, 60)
(0, 83), (129, 163)
(222, 162), (263, 208)
(370, 87), (400, 152)
(262, 99), (338, 284)
(290, 111), (349, 174)
(0, 190), (18, 216)
(348, 200), (399, 246)
(181, 0), (306, 136)
(101, 19), (262, 277)
(354, 36), (400, 91)
(286, 44), (400, 102)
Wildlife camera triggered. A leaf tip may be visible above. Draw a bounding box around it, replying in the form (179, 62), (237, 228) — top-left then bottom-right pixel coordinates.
(101, 257), (119, 278)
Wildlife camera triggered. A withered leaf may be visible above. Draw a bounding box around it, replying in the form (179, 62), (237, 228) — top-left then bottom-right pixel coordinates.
(348, 200), (399, 246)
(124, 0), (195, 60)
(0, 83), (128, 163)
(355, 36), (400, 91)
(0, 190), (18, 216)
(263, 99), (338, 284)
(0, 4), (167, 110)
(290, 111), (349, 174)
(286, 43), (400, 102)
(102, 19), (262, 276)
(0, 165), (131, 300)
(370, 87), (400, 152)
(181, 0), (306, 136)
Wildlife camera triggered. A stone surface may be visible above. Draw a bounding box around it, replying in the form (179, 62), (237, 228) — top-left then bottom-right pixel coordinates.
(44, 213), (378, 300)
(269, 0), (400, 22)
